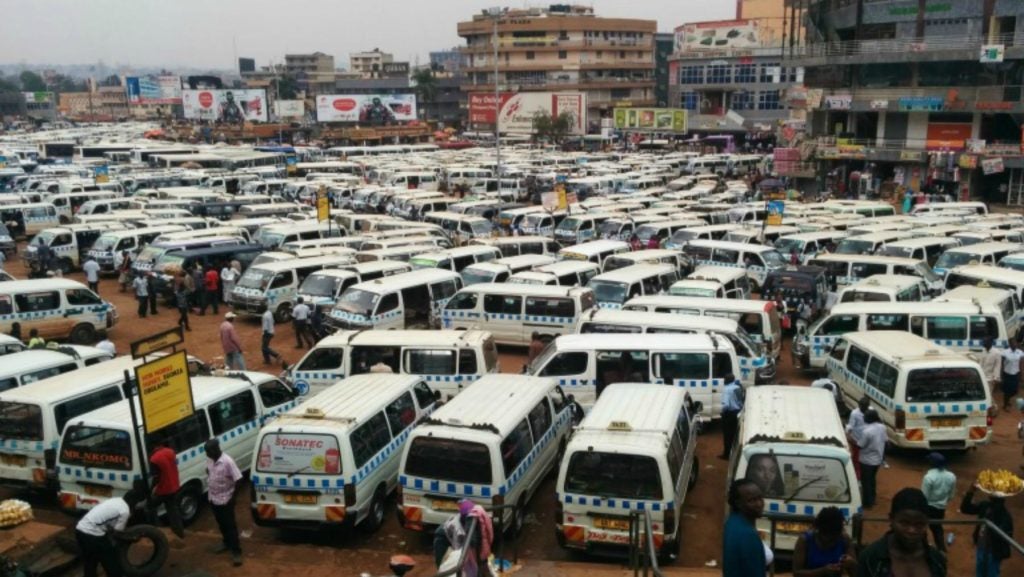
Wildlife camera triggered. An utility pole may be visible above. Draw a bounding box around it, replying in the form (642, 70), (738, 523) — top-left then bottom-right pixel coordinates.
(489, 7), (502, 183)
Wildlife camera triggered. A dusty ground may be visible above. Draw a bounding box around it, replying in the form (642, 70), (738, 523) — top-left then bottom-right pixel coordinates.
(2, 253), (1023, 576)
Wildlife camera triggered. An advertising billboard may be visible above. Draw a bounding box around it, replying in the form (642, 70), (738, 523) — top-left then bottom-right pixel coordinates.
(316, 94), (417, 124)
(470, 92), (586, 135)
(182, 89), (267, 122)
(126, 76), (182, 105)
(675, 19), (761, 52)
(274, 100), (305, 119)
(926, 123), (971, 151)
(613, 107), (688, 132)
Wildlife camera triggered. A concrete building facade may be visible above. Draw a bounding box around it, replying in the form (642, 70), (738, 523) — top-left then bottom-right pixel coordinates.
(285, 52), (335, 76)
(349, 49), (394, 79)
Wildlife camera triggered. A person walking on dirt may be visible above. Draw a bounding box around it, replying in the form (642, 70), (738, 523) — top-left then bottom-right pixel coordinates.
(858, 409), (887, 509)
(174, 270), (192, 332)
(723, 478), (767, 577)
(261, 308), (283, 367)
(201, 265), (219, 315)
(291, 297), (313, 349)
(220, 260), (239, 303)
(146, 272), (159, 315)
(1000, 339), (1024, 411)
(132, 272), (149, 318)
(847, 396), (870, 479)
(148, 443), (185, 540)
(205, 439), (243, 567)
(220, 312), (245, 370)
(961, 482), (1014, 577)
(83, 255), (101, 294)
(921, 452), (956, 553)
(75, 489), (142, 577)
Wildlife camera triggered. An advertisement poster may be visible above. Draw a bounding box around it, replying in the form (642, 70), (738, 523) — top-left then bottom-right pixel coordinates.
(982, 157), (1005, 175)
(675, 19), (761, 52)
(613, 107), (687, 132)
(744, 453), (851, 502)
(925, 123), (972, 150)
(125, 76), (183, 105)
(316, 94), (417, 124)
(257, 433), (340, 475)
(134, 351), (194, 434)
(766, 201), (785, 226)
(182, 89), (267, 122)
(980, 44), (1005, 63)
(490, 92), (586, 135)
(274, 100), (305, 119)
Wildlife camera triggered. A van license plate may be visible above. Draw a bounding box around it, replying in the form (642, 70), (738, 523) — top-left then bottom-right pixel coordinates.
(83, 485), (112, 498)
(433, 499), (460, 512)
(932, 418), (962, 428)
(593, 517), (630, 531)
(0, 453), (26, 466)
(283, 493), (317, 505)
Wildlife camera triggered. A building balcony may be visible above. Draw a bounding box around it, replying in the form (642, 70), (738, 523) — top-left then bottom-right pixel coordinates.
(461, 39), (651, 53)
(460, 77), (653, 92)
(811, 85), (1024, 113)
(789, 34), (1022, 67)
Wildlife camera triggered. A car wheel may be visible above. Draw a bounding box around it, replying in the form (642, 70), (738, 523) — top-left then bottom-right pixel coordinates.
(273, 305), (292, 323)
(363, 486), (387, 533)
(177, 484), (203, 526)
(70, 323), (96, 344)
(116, 524), (169, 577)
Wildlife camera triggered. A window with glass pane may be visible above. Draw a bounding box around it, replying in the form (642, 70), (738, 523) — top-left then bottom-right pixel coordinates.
(500, 420), (535, 478)
(405, 349), (456, 374)
(655, 352), (710, 380)
(209, 392), (257, 436)
(707, 64), (731, 83)
(539, 352), (589, 376)
(483, 294), (522, 314)
(926, 316), (967, 340)
(413, 382), (436, 409)
(730, 91), (753, 110)
(527, 400), (552, 439)
(735, 64), (756, 83)
(758, 90), (781, 110)
(526, 297), (574, 318)
(680, 92), (699, 110)
(866, 314), (908, 331)
(679, 65), (704, 84)
(822, 315), (859, 335)
(385, 392), (417, 435)
(146, 412), (210, 454)
(969, 316), (998, 341)
(298, 348), (343, 371)
(351, 413), (392, 468)
(760, 63), (779, 83)
(847, 346), (870, 378)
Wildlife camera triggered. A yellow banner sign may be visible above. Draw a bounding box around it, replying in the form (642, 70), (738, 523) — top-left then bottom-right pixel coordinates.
(135, 351), (194, 434)
(316, 186), (330, 222)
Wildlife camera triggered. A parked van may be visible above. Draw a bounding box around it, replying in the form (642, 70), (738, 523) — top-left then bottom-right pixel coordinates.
(57, 371), (298, 519)
(680, 240), (786, 291)
(670, 265), (751, 300)
(327, 269), (462, 331)
(152, 244), (266, 300)
(576, 309), (774, 387)
(807, 254), (942, 292)
(132, 236), (244, 274)
(86, 225), (187, 272)
(48, 191), (118, 224)
(0, 334), (25, 356)
(601, 249), (691, 276)
(876, 237), (960, 267)
(508, 261), (602, 287)
(793, 298), (1013, 370)
(409, 245), (501, 273)
(558, 240), (630, 268)
(519, 209), (575, 237)
(910, 201), (987, 216)
(944, 265), (1024, 315)
(528, 333), (740, 408)
(496, 206), (545, 232)
(826, 332), (992, 449)
(774, 232), (848, 264)
(358, 235), (451, 252)
(250, 374), (437, 530)
(397, 374), (575, 533)
(587, 264), (680, 309)
(0, 346), (112, 393)
(837, 275), (930, 304)
(422, 212), (494, 241)
(622, 296), (782, 360)
(729, 386), (861, 553)
(287, 330), (499, 399)
(22, 222), (127, 272)
(953, 229), (1024, 247)
(468, 236), (560, 258)
(72, 199), (134, 218)
(230, 255), (356, 322)
(834, 231), (913, 256)
(443, 284), (596, 346)
(556, 384), (700, 557)
(0, 279), (116, 344)
(664, 224), (744, 249)
(460, 255), (556, 285)
(554, 214), (612, 245)
(0, 203), (60, 237)
(932, 242), (1023, 277)
(255, 221), (343, 250)
(295, 262), (412, 308)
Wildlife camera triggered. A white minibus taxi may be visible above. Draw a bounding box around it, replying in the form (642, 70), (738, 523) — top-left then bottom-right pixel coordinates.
(251, 374), (438, 531)
(932, 242), (1023, 277)
(0, 279), (117, 344)
(397, 375), (576, 534)
(0, 346), (112, 393)
(836, 275), (930, 304)
(556, 384), (700, 558)
(557, 240), (630, 268)
(670, 265), (751, 300)
(826, 332), (992, 449)
(460, 255), (556, 286)
(508, 261), (602, 287)
(442, 284), (596, 346)
(327, 269), (462, 331)
(807, 254), (942, 293)
(295, 262), (412, 309)
(587, 264), (679, 309)
(679, 240), (786, 290)
(230, 255), (356, 322)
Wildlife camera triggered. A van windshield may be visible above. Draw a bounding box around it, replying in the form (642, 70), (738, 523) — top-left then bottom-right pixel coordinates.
(256, 433), (341, 475)
(774, 238), (806, 254)
(238, 268), (273, 290)
(906, 367), (986, 403)
(935, 251), (977, 270)
(878, 245), (914, 259)
(300, 274), (344, 298)
(565, 452), (662, 500)
(91, 235), (117, 251)
(743, 452), (851, 503)
(404, 437), (492, 485)
(836, 238), (877, 255)
(155, 254), (186, 271)
(135, 246), (165, 264)
(337, 288), (379, 316)
(461, 268), (496, 286)
(0, 402), (43, 441)
(588, 280), (629, 304)
(60, 425), (133, 471)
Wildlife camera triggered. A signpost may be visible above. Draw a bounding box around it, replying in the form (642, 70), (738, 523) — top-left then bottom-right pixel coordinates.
(316, 185), (330, 222)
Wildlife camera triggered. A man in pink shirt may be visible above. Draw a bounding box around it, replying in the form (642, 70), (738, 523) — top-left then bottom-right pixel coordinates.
(205, 439), (243, 566)
(219, 312), (245, 370)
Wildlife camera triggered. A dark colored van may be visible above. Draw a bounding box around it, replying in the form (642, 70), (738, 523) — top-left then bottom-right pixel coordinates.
(152, 244), (265, 300)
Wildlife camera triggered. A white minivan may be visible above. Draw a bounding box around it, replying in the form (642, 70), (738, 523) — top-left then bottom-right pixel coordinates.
(251, 374), (439, 531)
(327, 269), (463, 331)
(442, 284), (596, 346)
(556, 384), (700, 558)
(0, 279), (117, 344)
(0, 346), (112, 393)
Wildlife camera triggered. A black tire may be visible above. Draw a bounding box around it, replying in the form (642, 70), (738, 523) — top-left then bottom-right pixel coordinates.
(177, 484), (203, 526)
(688, 456), (700, 491)
(70, 323), (96, 345)
(273, 305), (292, 323)
(510, 497), (527, 536)
(658, 533), (681, 565)
(362, 486), (387, 533)
(117, 524), (169, 577)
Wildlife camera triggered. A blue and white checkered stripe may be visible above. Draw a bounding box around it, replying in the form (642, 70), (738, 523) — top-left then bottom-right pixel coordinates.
(60, 466), (140, 483)
(813, 335), (1007, 359)
(557, 377), (597, 387)
(827, 358), (987, 415)
(767, 501), (859, 517)
(293, 370), (344, 382)
(654, 378), (724, 389)
(559, 492), (674, 513)
(422, 374), (481, 384)
(0, 438), (53, 453)
(329, 309), (402, 324)
(737, 356), (767, 380)
(597, 302), (623, 310)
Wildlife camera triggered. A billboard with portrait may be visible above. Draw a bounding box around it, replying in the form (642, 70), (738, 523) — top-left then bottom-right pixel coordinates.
(182, 89), (267, 122)
(315, 94), (417, 124)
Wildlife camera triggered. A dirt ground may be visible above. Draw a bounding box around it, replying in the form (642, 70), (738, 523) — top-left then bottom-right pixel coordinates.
(3, 254), (1024, 576)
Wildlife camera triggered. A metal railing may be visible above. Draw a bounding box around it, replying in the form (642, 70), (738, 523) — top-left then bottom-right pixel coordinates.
(627, 510), (664, 577)
(852, 513), (1024, 561)
(795, 33), (1016, 59)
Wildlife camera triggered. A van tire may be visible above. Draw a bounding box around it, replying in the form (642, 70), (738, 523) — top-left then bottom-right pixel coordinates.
(273, 305), (292, 323)
(116, 524), (169, 577)
(363, 486), (387, 533)
(511, 497), (527, 536)
(177, 484), (203, 526)
(70, 323), (97, 344)
(688, 456), (699, 491)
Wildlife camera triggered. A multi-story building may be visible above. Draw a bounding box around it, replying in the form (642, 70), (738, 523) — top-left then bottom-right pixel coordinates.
(457, 4), (656, 131)
(668, 0), (802, 137)
(789, 1), (1024, 202)
(285, 52), (335, 76)
(654, 33), (674, 108)
(429, 48), (464, 77)
(349, 49), (394, 79)
(59, 87), (128, 120)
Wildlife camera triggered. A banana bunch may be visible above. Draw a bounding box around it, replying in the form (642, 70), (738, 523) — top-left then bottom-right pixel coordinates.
(978, 469), (1024, 495)
(0, 499), (32, 527)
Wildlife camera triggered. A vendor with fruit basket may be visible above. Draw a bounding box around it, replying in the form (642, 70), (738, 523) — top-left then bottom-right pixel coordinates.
(961, 470), (1019, 577)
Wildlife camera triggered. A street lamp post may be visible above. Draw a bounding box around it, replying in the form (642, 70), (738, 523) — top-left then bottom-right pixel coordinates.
(488, 7), (502, 183)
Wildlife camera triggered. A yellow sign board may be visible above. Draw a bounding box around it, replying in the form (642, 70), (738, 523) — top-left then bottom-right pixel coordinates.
(135, 351), (194, 434)
(130, 326), (184, 358)
(316, 186), (330, 222)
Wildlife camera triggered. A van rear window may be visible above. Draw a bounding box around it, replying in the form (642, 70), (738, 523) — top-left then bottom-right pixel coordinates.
(743, 453), (851, 503)
(405, 437), (492, 485)
(565, 452), (662, 500)
(60, 426), (133, 471)
(0, 402), (43, 441)
(906, 368), (986, 403)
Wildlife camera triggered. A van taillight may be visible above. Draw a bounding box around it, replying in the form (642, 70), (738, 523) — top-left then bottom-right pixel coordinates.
(895, 409), (906, 431)
(344, 484), (356, 507)
(987, 406), (995, 427)
(664, 508), (675, 534)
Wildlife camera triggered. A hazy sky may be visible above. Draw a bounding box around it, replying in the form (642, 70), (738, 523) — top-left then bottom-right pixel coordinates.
(1, 0), (736, 70)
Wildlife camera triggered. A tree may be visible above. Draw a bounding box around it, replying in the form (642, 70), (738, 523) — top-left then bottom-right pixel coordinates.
(411, 68), (437, 122)
(52, 75), (87, 93)
(531, 111), (575, 145)
(276, 75), (298, 100)
(0, 76), (18, 93)
(19, 70), (46, 92)
(99, 74), (121, 87)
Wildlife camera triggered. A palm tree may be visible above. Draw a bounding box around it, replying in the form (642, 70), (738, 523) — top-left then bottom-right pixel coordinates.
(412, 68), (438, 123)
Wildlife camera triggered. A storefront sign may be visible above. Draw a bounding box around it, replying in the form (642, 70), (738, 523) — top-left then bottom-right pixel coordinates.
(925, 123), (971, 150)
(981, 157), (1004, 175)
(823, 95), (852, 110)
(958, 155), (978, 169)
(898, 96), (943, 111)
(869, 100), (889, 110)
(131, 326), (184, 358)
(899, 151), (923, 162)
(980, 45), (1005, 63)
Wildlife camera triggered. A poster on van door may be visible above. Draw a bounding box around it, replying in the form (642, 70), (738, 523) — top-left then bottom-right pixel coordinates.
(256, 433), (341, 475)
(182, 89), (267, 122)
(315, 94), (417, 124)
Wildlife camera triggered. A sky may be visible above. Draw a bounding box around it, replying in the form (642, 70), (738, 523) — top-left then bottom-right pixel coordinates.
(1, 0), (736, 71)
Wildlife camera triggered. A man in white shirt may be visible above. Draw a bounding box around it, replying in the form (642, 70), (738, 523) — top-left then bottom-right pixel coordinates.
(82, 256), (101, 294)
(261, 308), (283, 367)
(858, 409), (887, 509)
(75, 490), (142, 577)
(95, 338), (116, 357)
(291, 297), (313, 349)
(1001, 339), (1024, 410)
(846, 396), (870, 479)
(981, 338), (1002, 402)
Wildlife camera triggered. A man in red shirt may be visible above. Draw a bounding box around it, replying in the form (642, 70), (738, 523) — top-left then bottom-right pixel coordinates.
(148, 443), (185, 539)
(200, 266), (220, 316)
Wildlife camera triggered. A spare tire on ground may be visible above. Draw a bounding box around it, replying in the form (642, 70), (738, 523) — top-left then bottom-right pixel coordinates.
(117, 525), (169, 577)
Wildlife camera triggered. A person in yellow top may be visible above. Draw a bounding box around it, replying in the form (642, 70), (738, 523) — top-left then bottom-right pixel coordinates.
(27, 328), (45, 349)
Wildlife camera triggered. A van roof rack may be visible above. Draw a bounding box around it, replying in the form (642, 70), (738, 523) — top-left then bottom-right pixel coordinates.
(422, 417), (499, 435)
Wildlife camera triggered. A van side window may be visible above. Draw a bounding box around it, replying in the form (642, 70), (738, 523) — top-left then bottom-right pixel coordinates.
(405, 349), (456, 374)
(458, 349), (478, 374)
(269, 273), (291, 289)
(22, 363), (78, 385)
(712, 352), (733, 378)
(520, 242), (543, 255)
(820, 314), (858, 335)
(539, 352), (588, 376)
(866, 358), (898, 398)
(413, 381), (436, 409)
(484, 294), (522, 315)
(385, 392), (418, 434)
(54, 386), (123, 433)
(676, 408), (692, 448)
(350, 412), (392, 468)
(446, 292), (477, 310)
(298, 348), (344, 371)
(846, 346), (870, 378)
(500, 420), (534, 478)
(146, 412), (210, 454)
(15, 291), (60, 313)
(66, 289), (102, 306)
(0, 296), (13, 315)
(528, 400), (552, 439)
(209, 391), (257, 436)
(926, 316), (967, 340)
(259, 380), (296, 409)
(969, 316), (998, 341)
(654, 352), (710, 380)
(377, 293), (399, 314)
(866, 314), (908, 331)
(852, 263), (887, 278)
(431, 280), (458, 301)
(526, 297), (574, 318)
(666, 432), (684, 482)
